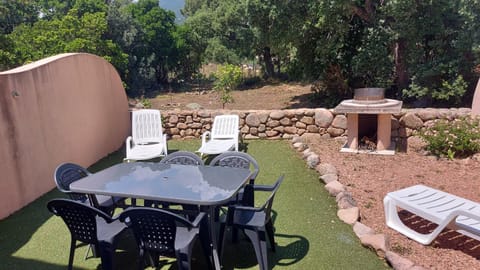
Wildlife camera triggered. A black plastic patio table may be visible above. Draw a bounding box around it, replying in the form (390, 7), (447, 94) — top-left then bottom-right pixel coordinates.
(70, 162), (252, 270)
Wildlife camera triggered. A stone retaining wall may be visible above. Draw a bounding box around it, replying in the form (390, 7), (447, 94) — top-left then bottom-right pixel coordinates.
(162, 108), (472, 146)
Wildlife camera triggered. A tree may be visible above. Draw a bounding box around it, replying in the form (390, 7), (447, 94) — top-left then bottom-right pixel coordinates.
(124, 0), (177, 94)
(8, 6), (127, 71)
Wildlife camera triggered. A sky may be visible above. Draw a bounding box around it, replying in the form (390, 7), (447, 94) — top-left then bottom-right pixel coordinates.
(159, 0), (185, 23)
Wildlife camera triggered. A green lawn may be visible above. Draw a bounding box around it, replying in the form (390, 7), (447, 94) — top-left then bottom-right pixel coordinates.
(0, 140), (390, 269)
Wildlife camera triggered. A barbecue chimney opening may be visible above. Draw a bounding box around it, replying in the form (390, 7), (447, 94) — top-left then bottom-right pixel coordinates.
(358, 114), (378, 150)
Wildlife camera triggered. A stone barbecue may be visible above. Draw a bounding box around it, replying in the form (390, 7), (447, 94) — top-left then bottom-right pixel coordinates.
(334, 88), (402, 155)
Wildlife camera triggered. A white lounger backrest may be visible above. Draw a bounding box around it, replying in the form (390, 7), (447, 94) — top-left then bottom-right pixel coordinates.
(211, 115), (239, 139)
(131, 109), (164, 144)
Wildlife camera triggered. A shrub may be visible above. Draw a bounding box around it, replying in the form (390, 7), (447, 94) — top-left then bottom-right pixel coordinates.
(402, 75), (468, 106)
(419, 117), (480, 159)
(213, 64), (243, 108)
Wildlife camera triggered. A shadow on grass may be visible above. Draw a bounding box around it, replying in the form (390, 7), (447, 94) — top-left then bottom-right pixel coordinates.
(0, 190), (71, 270)
(220, 231), (309, 270)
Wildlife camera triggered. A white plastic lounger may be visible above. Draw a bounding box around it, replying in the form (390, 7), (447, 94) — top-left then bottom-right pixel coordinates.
(384, 184), (480, 245)
(197, 114), (239, 157)
(125, 109), (168, 161)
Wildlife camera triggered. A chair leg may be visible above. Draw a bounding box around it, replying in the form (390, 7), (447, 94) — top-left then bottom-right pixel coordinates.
(244, 229), (269, 270)
(98, 240), (115, 270)
(265, 221), (276, 252)
(176, 246), (193, 270)
(218, 222), (227, 259)
(137, 248), (146, 270)
(68, 239), (76, 270)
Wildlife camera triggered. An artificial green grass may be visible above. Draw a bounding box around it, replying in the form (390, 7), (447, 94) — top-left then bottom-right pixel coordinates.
(0, 140), (390, 269)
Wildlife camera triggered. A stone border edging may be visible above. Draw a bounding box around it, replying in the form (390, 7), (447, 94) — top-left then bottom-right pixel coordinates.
(290, 135), (428, 270)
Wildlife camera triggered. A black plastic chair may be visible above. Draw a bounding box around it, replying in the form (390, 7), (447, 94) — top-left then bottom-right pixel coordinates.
(218, 175), (284, 270)
(54, 162), (126, 214)
(118, 207), (206, 270)
(47, 198), (128, 270)
(209, 152), (260, 206)
(160, 151), (204, 166)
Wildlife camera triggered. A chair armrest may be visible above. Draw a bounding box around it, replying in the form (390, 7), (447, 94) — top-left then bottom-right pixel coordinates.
(94, 206), (116, 223)
(201, 131), (211, 144)
(125, 136), (133, 147)
(252, 184), (276, 192)
(229, 205), (263, 213)
(191, 212), (206, 227)
(125, 136), (133, 159)
(162, 134), (168, 155)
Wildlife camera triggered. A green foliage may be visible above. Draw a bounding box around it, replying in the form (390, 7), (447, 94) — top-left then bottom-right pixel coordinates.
(420, 117), (480, 159)
(402, 75), (467, 106)
(1, 0), (201, 98)
(2, 0), (480, 104)
(213, 64), (242, 108)
(139, 97), (152, 108)
(349, 26), (394, 88)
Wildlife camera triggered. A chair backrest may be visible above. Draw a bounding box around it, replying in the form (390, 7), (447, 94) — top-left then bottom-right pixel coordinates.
(54, 162), (91, 202)
(47, 199), (110, 245)
(210, 152), (259, 182)
(160, 151), (204, 166)
(211, 115), (239, 140)
(131, 109), (164, 144)
(118, 207), (195, 256)
(260, 175), (284, 222)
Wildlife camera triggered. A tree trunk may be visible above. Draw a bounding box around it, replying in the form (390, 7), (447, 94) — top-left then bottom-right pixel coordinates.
(276, 57), (281, 75)
(263, 47), (274, 78)
(394, 38), (408, 94)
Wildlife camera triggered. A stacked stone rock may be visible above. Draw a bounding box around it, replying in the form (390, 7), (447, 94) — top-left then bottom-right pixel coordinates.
(291, 135), (427, 270)
(162, 108), (472, 141)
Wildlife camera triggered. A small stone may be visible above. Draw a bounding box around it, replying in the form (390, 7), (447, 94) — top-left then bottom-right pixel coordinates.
(245, 113), (261, 127)
(306, 154), (320, 168)
(385, 251), (415, 270)
(244, 134), (258, 139)
(291, 135), (303, 144)
(168, 114), (179, 124)
(331, 115), (347, 129)
(360, 234), (389, 258)
(316, 163), (337, 175)
(265, 130), (279, 137)
(336, 191), (357, 209)
(284, 126), (297, 134)
(325, 181), (345, 196)
(269, 110), (285, 120)
(293, 142), (305, 150)
(337, 207), (359, 225)
(282, 134), (296, 139)
(400, 112), (423, 129)
(302, 148), (312, 158)
(327, 127), (345, 137)
(319, 173), (337, 184)
(315, 109), (334, 127)
(186, 103), (202, 110)
(353, 222), (375, 238)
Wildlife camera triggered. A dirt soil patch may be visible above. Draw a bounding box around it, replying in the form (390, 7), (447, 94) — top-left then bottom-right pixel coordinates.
(150, 83), (316, 110)
(150, 83), (480, 269)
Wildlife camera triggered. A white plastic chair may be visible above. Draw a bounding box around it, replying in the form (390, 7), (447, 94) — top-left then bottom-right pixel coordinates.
(125, 109), (168, 161)
(197, 114), (239, 157)
(384, 184), (480, 245)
